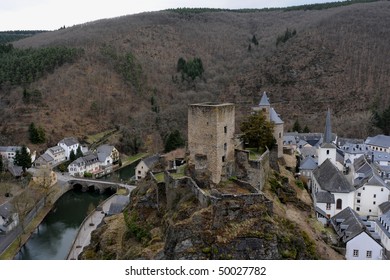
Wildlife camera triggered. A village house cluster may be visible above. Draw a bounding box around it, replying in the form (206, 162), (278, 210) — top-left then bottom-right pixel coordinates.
(285, 108), (390, 260)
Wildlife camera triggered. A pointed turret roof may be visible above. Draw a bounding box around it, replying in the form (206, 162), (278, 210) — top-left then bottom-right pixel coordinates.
(324, 108), (332, 144)
(259, 91), (270, 106)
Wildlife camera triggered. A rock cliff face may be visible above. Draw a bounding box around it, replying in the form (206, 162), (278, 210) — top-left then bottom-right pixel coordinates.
(81, 165), (343, 260)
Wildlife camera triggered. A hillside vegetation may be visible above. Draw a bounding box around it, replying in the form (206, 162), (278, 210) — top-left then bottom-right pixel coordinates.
(0, 1), (389, 152)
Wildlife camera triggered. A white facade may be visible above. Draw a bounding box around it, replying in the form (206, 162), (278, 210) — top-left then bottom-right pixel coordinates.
(346, 231), (383, 260)
(135, 160), (149, 180)
(58, 137), (79, 160)
(355, 183), (390, 218)
(68, 156), (100, 177)
(46, 146), (66, 164)
(376, 214), (390, 252)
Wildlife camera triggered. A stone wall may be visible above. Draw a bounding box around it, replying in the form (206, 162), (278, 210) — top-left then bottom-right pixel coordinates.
(234, 149), (270, 191)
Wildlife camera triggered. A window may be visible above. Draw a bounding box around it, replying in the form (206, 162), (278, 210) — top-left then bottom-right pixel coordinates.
(222, 156), (225, 162)
(326, 150), (330, 155)
(373, 201), (376, 205)
(381, 188), (384, 192)
(373, 194), (376, 198)
(357, 193), (361, 197)
(357, 199), (360, 203)
(326, 203), (331, 210)
(353, 250), (359, 257)
(224, 143), (227, 151)
(363, 187), (365, 190)
(279, 132), (281, 139)
(224, 126), (227, 133)
(356, 207), (360, 211)
(369, 209), (372, 213)
(138, 171), (141, 174)
(366, 251), (372, 258)
(336, 199), (342, 210)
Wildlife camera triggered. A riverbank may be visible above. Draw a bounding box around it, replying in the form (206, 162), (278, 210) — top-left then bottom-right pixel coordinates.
(0, 182), (71, 260)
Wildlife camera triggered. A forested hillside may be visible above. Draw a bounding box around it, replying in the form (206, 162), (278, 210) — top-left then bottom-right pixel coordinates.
(0, 1), (389, 152)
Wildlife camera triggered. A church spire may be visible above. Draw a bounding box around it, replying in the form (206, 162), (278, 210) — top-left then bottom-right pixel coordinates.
(324, 108), (332, 144)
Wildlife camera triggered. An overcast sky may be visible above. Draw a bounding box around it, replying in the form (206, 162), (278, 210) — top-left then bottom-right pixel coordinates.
(1, 0), (336, 31)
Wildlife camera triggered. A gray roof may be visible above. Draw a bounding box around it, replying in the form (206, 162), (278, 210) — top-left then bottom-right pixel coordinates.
(40, 153), (54, 162)
(283, 135), (298, 145)
(330, 207), (365, 242)
(97, 145), (114, 162)
(372, 151), (390, 162)
(341, 143), (369, 155)
(376, 214), (390, 239)
(300, 156), (318, 171)
(142, 155), (160, 169)
(353, 155), (372, 178)
(48, 146), (65, 155)
(315, 206), (328, 218)
(270, 107), (283, 124)
(316, 191), (335, 203)
(0, 202), (13, 219)
(259, 91), (270, 106)
(0, 146), (22, 153)
(378, 201), (390, 215)
(300, 146), (317, 158)
(323, 108), (333, 144)
(365, 135), (390, 148)
(313, 159), (354, 193)
(8, 165), (23, 177)
(58, 137), (79, 147)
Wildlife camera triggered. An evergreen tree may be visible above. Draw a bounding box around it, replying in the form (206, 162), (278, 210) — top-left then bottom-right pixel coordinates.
(373, 105), (390, 135)
(76, 146), (83, 159)
(292, 119), (302, 133)
(240, 111), (275, 152)
(14, 146), (32, 172)
(164, 130), (185, 153)
(303, 125), (310, 133)
(29, 122), (46, 144)
(69, 150), (76, 162)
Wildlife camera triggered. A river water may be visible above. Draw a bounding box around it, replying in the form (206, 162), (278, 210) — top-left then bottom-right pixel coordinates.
(15, 190), (111, 260)
(15, 161), (137, 260)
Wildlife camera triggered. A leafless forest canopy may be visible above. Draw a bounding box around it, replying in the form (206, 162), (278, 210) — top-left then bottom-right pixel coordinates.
(1, 1), (389, 152)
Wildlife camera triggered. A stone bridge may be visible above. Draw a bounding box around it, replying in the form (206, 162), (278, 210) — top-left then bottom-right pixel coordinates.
(68, 178), (128, 194)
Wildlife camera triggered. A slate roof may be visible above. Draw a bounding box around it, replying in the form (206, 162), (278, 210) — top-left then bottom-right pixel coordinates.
(0, 202), (13, 219)
(341, 142), (369, 155)
(283, 135), (297, 145)
(96, 145), (114, 162)
(353, 155), (372, 178)
(323, 108), (333, 144)
(41, 153), (54, 162)
(376, 211), (390, 239)
(372, 151), (390, 162)
(365, 135), (390, 148)
(8, 165), (23, 177)
(0, 146), (22, 153)
(48, 146), (65, 155)
(142, 155), (160, 169)
(330, 207), (366, 242)
(316, 191), (335, 203)
(313, 159), (354, 193)
(378, 201), (390, 215)
(270, 107), (283, 124)
(300, 156), (318, 171)
(259, 92), (270, 106)
(58, 137), (79, 147)
(300, 146), (317, 158)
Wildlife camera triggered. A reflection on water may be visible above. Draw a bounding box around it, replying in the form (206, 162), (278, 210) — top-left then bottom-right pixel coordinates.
(16, 190), (110, 260)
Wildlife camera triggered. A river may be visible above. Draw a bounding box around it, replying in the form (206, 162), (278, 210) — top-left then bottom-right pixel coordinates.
(14, 160), (138, 260)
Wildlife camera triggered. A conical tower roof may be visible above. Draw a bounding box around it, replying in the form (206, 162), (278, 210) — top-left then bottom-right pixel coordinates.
(259, 91), (270, 106)
(324, 108), (332, 144)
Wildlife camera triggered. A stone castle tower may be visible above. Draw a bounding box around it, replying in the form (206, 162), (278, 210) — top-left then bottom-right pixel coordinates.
(188, 103), (235, 184)
(252, 92), (284, 158)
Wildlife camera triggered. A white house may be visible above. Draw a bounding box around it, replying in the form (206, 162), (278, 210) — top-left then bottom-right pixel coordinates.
(135, 155), (160, 180)
(330, 207), (384, 260)
(0, 146), (34, 164)
(365, 135), (390, 153)
(96, 145), (119, 166)
(311, 159), (355, 224)
(58, 137), (79, 160)
(354, 173), (390, 219)
(68, 154), (100, 177)
(0, 202), (19, 233)
(375, 209), (390, 256)
(299, 156), (317, 179)
(340, 142), (370, 166)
